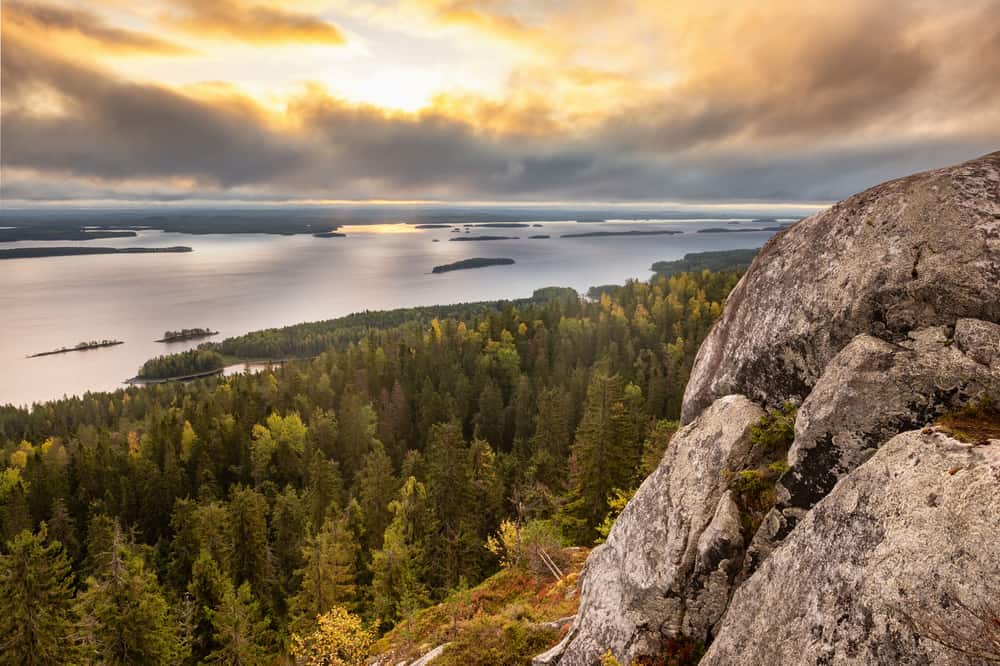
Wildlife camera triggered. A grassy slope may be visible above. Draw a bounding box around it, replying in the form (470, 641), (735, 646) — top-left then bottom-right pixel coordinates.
(371, 548), (588, 665)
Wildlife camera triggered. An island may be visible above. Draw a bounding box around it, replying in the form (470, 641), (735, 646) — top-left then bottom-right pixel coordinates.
(313, 231), (347, 238)
(432, 258), (516, 273)
(414, 224), (452, 229)
(470, 223), (531, 228)
(529, 235), (550, 239)
(698, 224), (789, 233)
(28, 340), (124, 358)
(0, 246), (193, 260)
(156, 328), (219, 343)
(560, 230), (683, 238)
(650, 248), (759, 276)
(449, 235), (519, 241)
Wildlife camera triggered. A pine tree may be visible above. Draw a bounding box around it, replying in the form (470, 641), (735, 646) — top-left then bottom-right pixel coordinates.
(289, 513), (359, 635)
(0, 527), (78, 665)
(205, 582), (272, 665)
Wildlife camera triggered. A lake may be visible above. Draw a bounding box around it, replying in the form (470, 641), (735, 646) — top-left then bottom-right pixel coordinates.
(0, 218), (785, 406)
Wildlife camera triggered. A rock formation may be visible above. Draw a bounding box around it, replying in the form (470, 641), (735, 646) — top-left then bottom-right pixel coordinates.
(537, 151), (1000, 665)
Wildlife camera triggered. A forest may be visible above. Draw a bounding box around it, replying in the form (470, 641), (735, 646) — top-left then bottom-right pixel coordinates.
(0, 267), (740, 664)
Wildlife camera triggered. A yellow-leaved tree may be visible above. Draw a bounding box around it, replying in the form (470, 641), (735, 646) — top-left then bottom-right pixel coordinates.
(290, 606), (374, 666)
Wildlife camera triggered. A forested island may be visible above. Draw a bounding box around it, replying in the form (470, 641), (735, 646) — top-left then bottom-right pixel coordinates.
(27, 340), (123, 358)
(560, 229), (683, 238)
(698, 224), (787, 233)
(414, 224), (452, 229)
(529, 234), (550, 239)
(432, 257), (515, 273)
(450, 235), (519, 241)
(156, 328), (219, 343)
(312, 231), (346, 238)
(650, 248), (760, 276)
(0, 246), (192, 260)
(0, 266), (736, 664)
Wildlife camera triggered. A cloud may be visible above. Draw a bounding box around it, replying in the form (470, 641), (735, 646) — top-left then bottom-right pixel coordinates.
(2, 0), (999, 203)
(163, 0), (346, 45)
(3, 1), (193, 55)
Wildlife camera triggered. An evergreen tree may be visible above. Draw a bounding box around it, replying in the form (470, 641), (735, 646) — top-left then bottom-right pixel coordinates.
(289, 513), (359, 634)
(226, 486), (273, 598)
(560, 371), (642, 544)
(0, 527), (78, 665)
(206, 582), (272, 665)
(357, 443), (397, 552)
(370, 477), (430, 628)
(75, 524), (184, 664)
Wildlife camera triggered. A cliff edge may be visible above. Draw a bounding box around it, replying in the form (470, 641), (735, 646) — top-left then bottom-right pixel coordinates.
(537, 151), (1000, 665)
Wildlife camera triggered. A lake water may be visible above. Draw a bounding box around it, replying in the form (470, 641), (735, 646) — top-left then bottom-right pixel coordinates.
(0, 219), (784, 406)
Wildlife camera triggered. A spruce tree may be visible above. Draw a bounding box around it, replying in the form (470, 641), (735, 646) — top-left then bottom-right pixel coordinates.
(560, 371), (642, 544)
(289, 513), (359, 634)
(75, 524), (184, 664)
(0, 527), (78, 665)
(205, 582), (272, 665)
(369, 477), (430, 628)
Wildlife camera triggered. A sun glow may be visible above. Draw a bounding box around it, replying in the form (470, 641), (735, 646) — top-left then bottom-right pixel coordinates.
(338, 223), (424, 234)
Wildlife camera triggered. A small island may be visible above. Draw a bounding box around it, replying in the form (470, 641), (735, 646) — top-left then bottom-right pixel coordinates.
(313, 231), (346, 238)
(450, 235), (519, 241)
(529, 234), (550, 239)
(156, 328), (219, 343)
(432, 258), (516, 273)
(414, 224), (452, 229)
(471, 223), (531, 228)
(28, 340), (124, 358)
(560, 230), (683, 238)
(0, 246), (192, 260)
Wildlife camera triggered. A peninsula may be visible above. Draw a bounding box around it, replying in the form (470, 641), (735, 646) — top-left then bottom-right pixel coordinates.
(0, 246), (192, 260)
(431, 258), (515, 273)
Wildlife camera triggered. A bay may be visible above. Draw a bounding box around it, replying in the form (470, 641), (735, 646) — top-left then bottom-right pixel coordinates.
(0, 218), (783, 406)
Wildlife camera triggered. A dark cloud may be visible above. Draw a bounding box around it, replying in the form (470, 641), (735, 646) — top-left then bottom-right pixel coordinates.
(3, 1), (193, 54)
(2, 5), (999, 204)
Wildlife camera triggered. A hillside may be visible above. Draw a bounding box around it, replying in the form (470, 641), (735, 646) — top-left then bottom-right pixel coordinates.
(540, 152), (1000, 665)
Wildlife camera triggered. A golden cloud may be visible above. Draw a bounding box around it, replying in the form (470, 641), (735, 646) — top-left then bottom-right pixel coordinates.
(3, 1), (194, 55)
(162, 0), (346, 45)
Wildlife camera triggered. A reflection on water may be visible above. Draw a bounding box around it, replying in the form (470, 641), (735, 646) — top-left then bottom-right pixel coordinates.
(0, 220), (781, 406)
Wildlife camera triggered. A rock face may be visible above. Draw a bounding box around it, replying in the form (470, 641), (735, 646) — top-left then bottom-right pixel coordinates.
(703, 430), (1000, 666)
(536, 395), (764, 664)
(681, 151), (1000, 424)
(536, 152), (1000, 666)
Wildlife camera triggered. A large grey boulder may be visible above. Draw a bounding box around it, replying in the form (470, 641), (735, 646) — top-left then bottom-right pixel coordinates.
(681, 151), (1000, 424)
(537, 395), (765, 665)
(703, 429), (1000, 666)
(772, 324), (1000, 537)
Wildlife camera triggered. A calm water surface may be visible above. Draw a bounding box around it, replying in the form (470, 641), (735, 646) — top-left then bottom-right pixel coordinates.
(0, 219), (782, 406)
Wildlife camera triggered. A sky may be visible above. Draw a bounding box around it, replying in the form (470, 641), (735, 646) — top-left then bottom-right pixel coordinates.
(2, 0), (999, 206)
